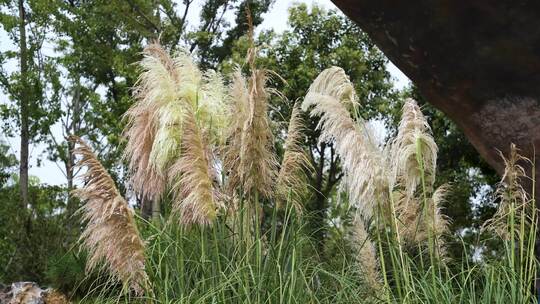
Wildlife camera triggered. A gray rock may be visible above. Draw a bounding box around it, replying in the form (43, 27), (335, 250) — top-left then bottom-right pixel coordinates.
(0, 282), (44, 304)
(0, 283), (11, 304)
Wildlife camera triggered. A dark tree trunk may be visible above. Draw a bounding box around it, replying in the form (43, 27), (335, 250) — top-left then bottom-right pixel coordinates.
(18, 0), (29, 211)
(308, 142), (343, 255)
(140, 197), (153, 220)
(65, 83), (82, 218)
(310, 142), (327, 253)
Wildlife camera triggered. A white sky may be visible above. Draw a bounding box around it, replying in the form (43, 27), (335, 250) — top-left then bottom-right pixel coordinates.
(0, 0), (410, 187)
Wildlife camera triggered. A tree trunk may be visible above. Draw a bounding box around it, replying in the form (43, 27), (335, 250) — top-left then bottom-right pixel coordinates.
(151, 198), (160, 222)
(310, 142), (327, 254)
(140, 197), (152, 220)
(65, 82), (81, 218)
(18, 0), (29, 210)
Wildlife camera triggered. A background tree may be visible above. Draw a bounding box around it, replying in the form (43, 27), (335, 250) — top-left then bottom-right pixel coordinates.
(0, 0), (62, 223)
(0, 0), (277, 285)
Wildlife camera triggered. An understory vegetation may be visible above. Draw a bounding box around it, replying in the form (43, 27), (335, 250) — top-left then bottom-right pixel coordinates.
(69, 43), (537, 303)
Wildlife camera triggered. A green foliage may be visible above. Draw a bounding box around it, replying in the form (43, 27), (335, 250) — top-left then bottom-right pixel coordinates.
(0, 0), (62, 141)
(79, 207), (373, 303)
(45, 252), (87, 295)
(0, 139), (17, 187)
(77, 176), (537, 303)
(0, 179), (68, 283)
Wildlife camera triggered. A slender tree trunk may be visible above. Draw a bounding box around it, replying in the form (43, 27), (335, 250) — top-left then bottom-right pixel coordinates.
(66, 142), (74, 197)
(151, 198), (160, 222)
(64, 140), (77, 244)
(140, 197), (152, 220)
(65, 140), (75, 215)
(64, 79), (82, 246)
(18, 0), (29, 210)
(309, 143), (342, 256)
(66, 82), (81, 217)
(310, 142), (327, 253)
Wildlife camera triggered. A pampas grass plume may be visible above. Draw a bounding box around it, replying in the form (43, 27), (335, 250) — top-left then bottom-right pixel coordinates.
(223, 70), (250, 196)
(489, 144), (531, 240)
(302, 66), (386, 218)
(390, 98), (437, 198)
(70, 136), (148, 295)
(225, 66), (278, 201)
(350, 215), (382, 292)
(276, 102), (312, 212)
(168, 108), (222, 226)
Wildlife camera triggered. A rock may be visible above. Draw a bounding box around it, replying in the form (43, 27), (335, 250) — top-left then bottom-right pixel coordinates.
(41, 290), (69, 304)
(7, 282), (43, 304)
(0, 283), (69, 304)
(0, 284), (11, 304)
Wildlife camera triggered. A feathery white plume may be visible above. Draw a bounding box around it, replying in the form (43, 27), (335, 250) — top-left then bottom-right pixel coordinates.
(350, 214), (382, 291)
(389, 98), (437, 198)
(276, 103), (312, 212)
(302, 66), (387, 218)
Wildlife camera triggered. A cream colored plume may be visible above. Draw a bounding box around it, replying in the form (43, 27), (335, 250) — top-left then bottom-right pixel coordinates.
(350, 214), (382, 292)
(397, 185), (449, 251)
(224, 66), (278, 200)
(429, 184), (450, 256)
(70, 136), (147, 295)
(199, 70), (229, 144)
(302, 66), (386, 218)
(389, 98), (437, 198)
(168, 107), (222, 226)
(123, 106), (165, 202)
(130, 43), (224, 175)
(126, 44), (228, 204)
(223, 70), (250, 196)
(123, 44), (175, 202)
(145, 49), (201, 174)
(276, 103), (312, 212)
(302, 66), (358, 108)
(240, 69), (278, 199)
(430, 184), (450, 237)
(488, 144), (531, 240)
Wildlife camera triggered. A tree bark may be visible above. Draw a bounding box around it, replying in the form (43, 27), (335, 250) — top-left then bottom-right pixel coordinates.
(310, 142), (327, 253)
(140, 196), (152, 220)
(18, 0), (29, 210)
(65, 82), (81, 217)
(151, 198), (160, 222)
(308, 143), (342, 254)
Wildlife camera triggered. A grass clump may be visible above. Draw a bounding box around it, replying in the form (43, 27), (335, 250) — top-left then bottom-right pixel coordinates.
(71, 45), (537, 303)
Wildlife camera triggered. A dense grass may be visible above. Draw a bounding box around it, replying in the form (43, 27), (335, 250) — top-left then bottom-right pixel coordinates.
(77, 185), (537, 304)
(78, 204), (373, 303)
